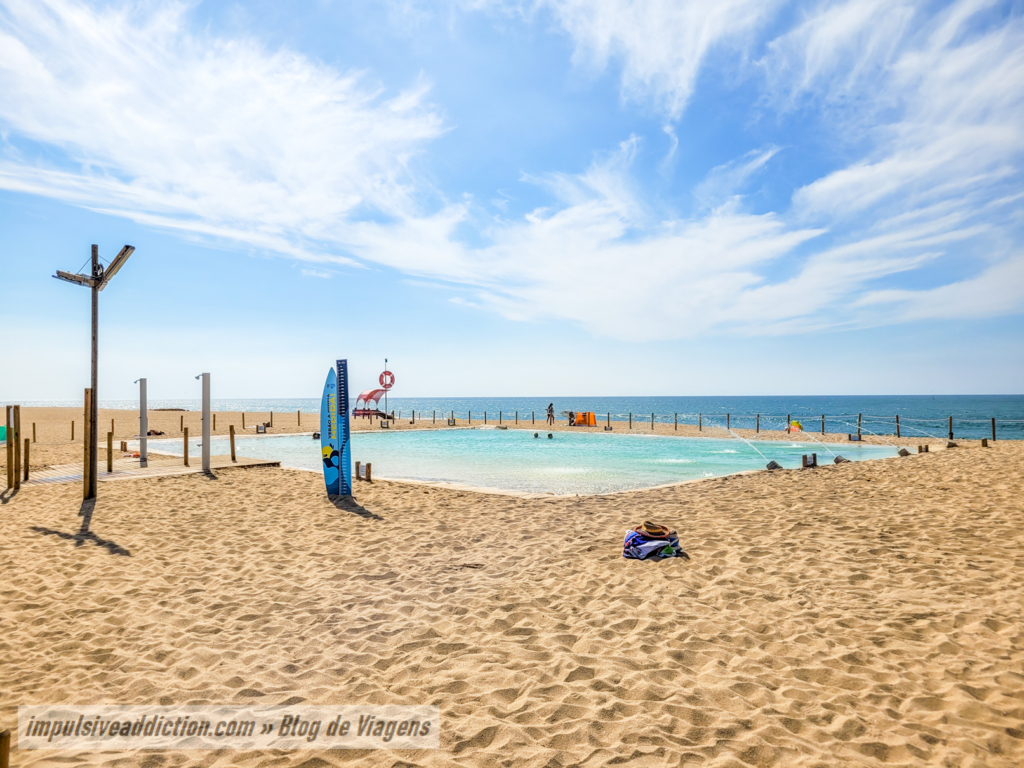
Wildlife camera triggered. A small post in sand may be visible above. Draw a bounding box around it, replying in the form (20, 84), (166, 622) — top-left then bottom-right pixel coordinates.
(229, 425), (236, 462)
(180, 414), (183, 432)
(991, 417), (996, 441)
(72, 420), (75, 441)
(184, 427), (189, 467)
(651, 412), (654, 430)
(756, 414), (760, 433)
(699, 413), (702, 431)
(484, 411), (487, 424)
(532, 411), (535, 424)
(433, 410), (436, 424)
(896, 415), (900, 437)
(111, 417), (115, 435)
(469, 410), (472, 424)
(33, 422), (36, 442)
(242, 412), (246, 429)
(23, 438), (29, 482)
(297, 409), (301, 426)
(499, 411), (502, 424)
(365, 462), (372, 482)
(271, 411), (274, 428)
(83, 390), (93, 500)
(948, 416), (953, 440)
(674, 413), (677, 431)
(857, 413), (862, 437)
(727, 413), (730, 430)
(629, 412), (632, 429)
(107, 431), (113, 472)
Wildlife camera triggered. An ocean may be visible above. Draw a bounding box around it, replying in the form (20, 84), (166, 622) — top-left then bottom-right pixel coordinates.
(9, 394), (1023, 440)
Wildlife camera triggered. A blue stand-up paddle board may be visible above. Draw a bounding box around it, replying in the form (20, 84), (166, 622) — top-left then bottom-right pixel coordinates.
(320, 368), (340, 495)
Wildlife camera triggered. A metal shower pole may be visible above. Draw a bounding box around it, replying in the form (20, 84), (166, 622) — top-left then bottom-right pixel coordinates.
(135, 378), (148, 465)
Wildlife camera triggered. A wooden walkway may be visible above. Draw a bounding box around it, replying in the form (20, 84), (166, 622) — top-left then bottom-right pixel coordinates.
(22, 454), (280, 486)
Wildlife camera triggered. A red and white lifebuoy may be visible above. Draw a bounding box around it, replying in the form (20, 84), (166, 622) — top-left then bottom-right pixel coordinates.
(379, 370), (395, 389)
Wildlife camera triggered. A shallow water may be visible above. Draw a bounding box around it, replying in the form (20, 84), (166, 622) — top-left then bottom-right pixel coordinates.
(148, 428), (898, 495)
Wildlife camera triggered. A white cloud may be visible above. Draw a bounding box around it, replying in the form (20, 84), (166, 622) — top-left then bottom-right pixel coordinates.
(300, 268), (331, 279)
(0, 0), (445, 266)
(1, 0), (1022, 345)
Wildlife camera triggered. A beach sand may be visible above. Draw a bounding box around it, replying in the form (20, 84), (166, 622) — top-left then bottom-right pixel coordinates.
(1, 427), (1022, 766)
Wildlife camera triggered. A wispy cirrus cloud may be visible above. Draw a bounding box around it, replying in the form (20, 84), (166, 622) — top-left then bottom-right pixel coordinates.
(1, 0), (1022, 344)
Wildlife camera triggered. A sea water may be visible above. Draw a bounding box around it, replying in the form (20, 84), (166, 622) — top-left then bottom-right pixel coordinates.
(148, 428), (898, 495)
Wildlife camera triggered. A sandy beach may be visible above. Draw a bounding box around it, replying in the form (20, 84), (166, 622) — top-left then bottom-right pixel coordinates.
(2, 414), (1022, 767)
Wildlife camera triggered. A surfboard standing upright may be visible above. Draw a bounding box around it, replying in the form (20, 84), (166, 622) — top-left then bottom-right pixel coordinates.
(336, 359), (352, 496)
(320, 368), (340, 495)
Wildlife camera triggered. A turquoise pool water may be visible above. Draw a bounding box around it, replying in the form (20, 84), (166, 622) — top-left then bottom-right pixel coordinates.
(147, 428), (898, 495)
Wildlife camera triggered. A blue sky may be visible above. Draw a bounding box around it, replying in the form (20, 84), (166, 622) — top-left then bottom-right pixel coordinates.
(1, 0), (1023, 400)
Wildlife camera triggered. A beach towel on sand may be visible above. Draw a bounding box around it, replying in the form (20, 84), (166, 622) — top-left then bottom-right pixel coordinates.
(623, 521), (689, 560)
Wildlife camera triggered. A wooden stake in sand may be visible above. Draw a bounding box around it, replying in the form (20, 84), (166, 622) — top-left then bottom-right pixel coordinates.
(229, 425), (236, 462)
(183, 428), (189, 467)
(992, 417), (996, 441)
(948, 416), (953, 440)
(297, 409), (301, 426)
(32, 422), (36, 442)
(756, 414), (760, 433)
(72, 420), (75, 441)
(699, 413), (702, 431)
(242, 412), (246, 429)
(270, 411), (274, 427)
(629, 412), (632, 429)
(213, 413), (217, 430)
(10, 405), (22, 491)
(180, 414), (184, 431)
(822, 414), (825, 435)
(111, 417), (115, 435)
(5, 406), (14, 490)
(674, 413), (677, 430)
(651, 412), (654, 430)
(896, 415), (901, 437)
(107, 431), (113, 473)
(727, 413), (730, 430)
(23, 438), (29, 482)
(857, 413), (862, 437)
(83, 389), (93, 500)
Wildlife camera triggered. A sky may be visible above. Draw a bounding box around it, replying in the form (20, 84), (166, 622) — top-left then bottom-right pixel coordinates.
(1, 0), (1023, 400)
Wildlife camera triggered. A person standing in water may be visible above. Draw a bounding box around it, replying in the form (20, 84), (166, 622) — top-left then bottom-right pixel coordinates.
(546, 403), (555, 425)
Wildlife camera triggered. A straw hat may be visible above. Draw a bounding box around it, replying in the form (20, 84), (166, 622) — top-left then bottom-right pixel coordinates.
(634, 521), (673, 538)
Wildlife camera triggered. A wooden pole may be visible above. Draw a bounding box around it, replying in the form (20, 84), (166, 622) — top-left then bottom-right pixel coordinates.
(355, 461), (361, 480)
(5, 407), (13, 490)
(271, 411), (274, 427)
(532, 411), (535, 425)
(12, 406), (21, 491)
(184, 427), (189, 467)
(33, 422), (36, 442)
(484, 411), (487, 424)
(111, 417), (115, 435)
(230, 425), (236, 462)
(651, 412), (654, 430)
(242, 412), (246, 429)
(499, 411), (502, 424)
(821, 414), (825, 435)
(857, 413), (861, 437)
(469, 410), (471, 424)
(756, 414), (760, 433)
(433, 410), (436, 424)
(699, 413), (702, 431)
(516, 411), (518, 424)
(896, 415), (900, 437)
(607, 412), (610, 428)
(72, 420), (75, 441)
(107, 431), (113, 473)
(297, 409), (301, 426)
(674, 413), (677, 431)
(412, 410), (416, 424)
(83, 388), (94, 499)
(629, 412), (632, 429)
(948, 416), (953, 440)
(89, 244), (99, 499)
(727, 413), (730, 430)
(365, 462), (372, 482)
(23, 437), (30, 482)
(180, 414), (183, 431)
(992, 417), (996, 441)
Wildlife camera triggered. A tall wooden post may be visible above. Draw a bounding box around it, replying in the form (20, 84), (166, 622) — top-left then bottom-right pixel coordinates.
(699, 413), (702, 431)
(72, 420), (75, 441)
(896, 415), (900, 437)
(297, 409), (301, 426)
(107, 431), (113, 473)
(948, 416), (953, 440)
(516, 411), (518, 424)
(83, 388), (94, 499)
(230, 425), (236, 462)
(5, 406), (14, 490)
(88, 244), (99, 499)
(32, 422), (36, 442)
(992, 417), (996, 441)
(213, 413), (217, 430)
(12, 406), (21, 491)
(183, 427), (189, 467)
(857, 413), (862, 438)
(499, 411), (502, 424)
(651, 412), (654, 430)
(23, 438), (30, 482)
(607, 412), (610, 429)
(242, 412), (246, 429)
(629, 412), (632, 429)
(484, 411), (487, 424)
(111, 417), (115, 435)
(433, 410), (436, 424)
(270, 411), (274, 427)
(821, 414), (825, 435)
(756, 414), (760, 433)
(180, 414), (183, 431)
(469, 410), (471, 424)
(674, 413), (677, 431)
(727, 413), (730, 430)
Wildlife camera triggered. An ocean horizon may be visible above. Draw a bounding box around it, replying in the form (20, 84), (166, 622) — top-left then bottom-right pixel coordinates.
(8, 394), (1023, 440)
